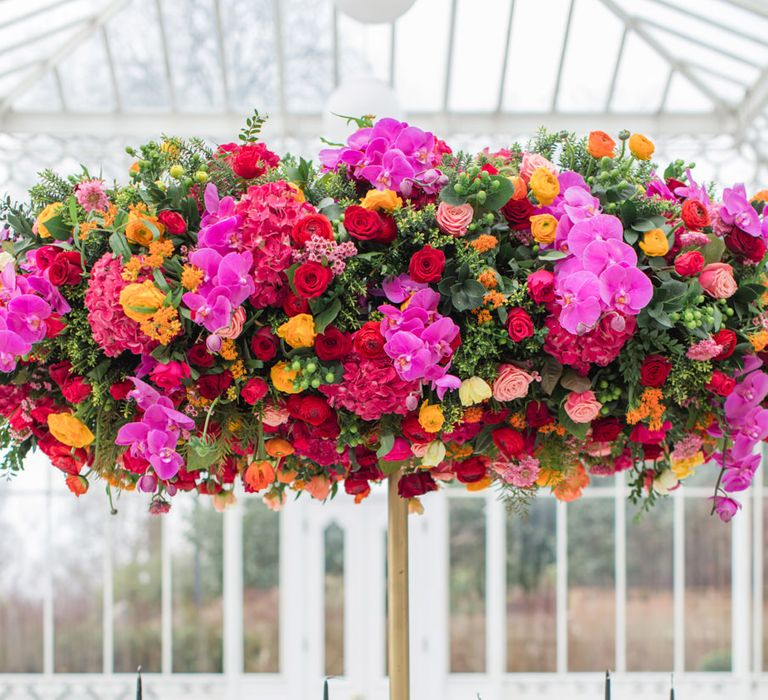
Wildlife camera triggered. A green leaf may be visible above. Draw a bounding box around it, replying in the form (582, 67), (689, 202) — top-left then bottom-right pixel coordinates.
(439, 185), (466, 206)
(451, 279), (485, 311)
(631, 216), (666, 233)
(314, 298), (341, 334)
(539, 357), (563, 396)
(481, 176), (514, 211)
(538, 249), (568, 262)
(153, 269), (170, 292)
(109, 232), (132, 261)
(376, 433), (395, 459)
(43, 215), (72, 241)
(702, 235), (725, 265)
(558, 405), (589, 440)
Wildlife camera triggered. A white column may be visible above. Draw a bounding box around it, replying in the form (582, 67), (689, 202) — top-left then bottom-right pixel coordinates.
(556, 499), (568, 674)
(754, 449), (765, 673)
(280, 498), (307, 699)
(614, 472), (627, 673)
(732, 483), (752, 694)
(486, 493), (506, 696)
(673, 489), (685, 674)
(43, 467), (54, 675)
(161, 512), (173, 674)
(102, 509), (114, 674)
(223, 498), (243, 700)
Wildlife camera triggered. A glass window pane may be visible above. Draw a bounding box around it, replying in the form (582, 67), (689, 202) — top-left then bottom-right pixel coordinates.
(0, 491), (45, 672)
(626, 500), (673, 670)
(324, 522), (344, 677)
(52, 491), (104, 672)
(506, 499), (556, 672)
(112, 499), (162, 673)
(243, 500), (280, 673)
(449, 498), (486, 673)
(170, 498), (223, 673)
(685, 499), (731, 671)
(764, 496), (768, 671)
(568, 499), (614, 671)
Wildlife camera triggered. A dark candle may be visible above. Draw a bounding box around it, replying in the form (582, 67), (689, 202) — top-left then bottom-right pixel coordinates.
(136, 666), (142, 700)
(670, 673), (675, 700)
(605, 670), (611, 700)
(323, 678), (329, 700)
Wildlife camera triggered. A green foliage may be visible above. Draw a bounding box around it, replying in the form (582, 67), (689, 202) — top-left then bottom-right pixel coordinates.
(238, 109), (268, 143)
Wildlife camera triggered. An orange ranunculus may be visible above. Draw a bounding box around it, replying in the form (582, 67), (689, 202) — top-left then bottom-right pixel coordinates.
(552, 464), (590, 502)
(629, 133), (655, 160)
(65, 474), (89, 497)
(125, 210), (165, 247)
(305, 474), (331, 501)
(529, 167), (560, 206)
(466, 475), (493, 492)
(276, 466), (298, 484)
(509, 175), (527, 200)
(119, 280), (166, 322)
(588, 130), (616, 159)
(35, 202), (65, 239)
(270, 362), (301, 394)
(244, 460), (275, 491)
(360, 188), (403, 212)
(277, 313), (316, 348)
(418, 401), (444, 433)
(265, 437), (295, 458)
(529, 213), (558, 245)
(47, 413), (95, 448)
(752, 189), (768, 203)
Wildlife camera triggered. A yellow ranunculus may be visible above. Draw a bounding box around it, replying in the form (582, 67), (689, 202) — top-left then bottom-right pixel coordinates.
(671, 451), (704, 480)
(287, 182), (306, 203)
(270, 362), (301, 393)
(360, 188), (403, 212)
(125, 211), (165, 247)
(529, 213), (558, 245)
(36, 203), (64, 239)
(119, 280), (166, 322)
(639, 228), (669, 257)
(459, 376), (492, 406)
(529, 167), (560, 206)
(466, 475), (493, 492)
(277, 313), (316, 348)
(47, 413), (95, 448)
(629, 133), (655, 160)
(418, 401), (445, 433)
(421, 440), (446, 467)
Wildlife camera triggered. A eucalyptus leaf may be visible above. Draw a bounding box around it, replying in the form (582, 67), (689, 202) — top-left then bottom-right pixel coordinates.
(376, 433), (395, 459)
(539, 357), (563, 396)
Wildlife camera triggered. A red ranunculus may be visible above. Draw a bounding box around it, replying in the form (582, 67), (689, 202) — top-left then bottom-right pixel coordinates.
(501, 197), (534, 230)
(591, 417), (623, 442)
(48, 251), (82, 286)
(61, 377), (92, 404)
(713, 329), (737, 360)
(282, 291), (310, 317)
(640, 355), (672, 387)
(241, 377), (269, 404)
(398, 471), (438, 498)
(681, 199), (710, 229)
(157, 210), (187, 234)
(287, 395), (332, 426)
(527, 269), (555, 304)
(725, 228), (767, 263)
(110, 379), (134, 401)
(188, 343), (215, 368)
(353, 321), (386, 359)
(706, 370), (736, 396)
(526, 400), (553, 427)
(674, 250), (705, 277)
(293, 261), (333, 299)
(491, 426), (524, 459)
(198, 371), (233, 399)
(231, 142), (279, 179)
(315, 326), (352, 361)
(251, 327), (278, 361)
(409, 245), (445, 283)
(401, 412), (434, 442)
(506, 307), (534, 341)
(291, 214), (334, 246)
(344, 205), (385, 241)
(454, 455), (489, 483)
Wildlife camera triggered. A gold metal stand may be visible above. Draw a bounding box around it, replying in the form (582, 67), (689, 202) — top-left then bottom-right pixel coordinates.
(387, 471), (410, 700)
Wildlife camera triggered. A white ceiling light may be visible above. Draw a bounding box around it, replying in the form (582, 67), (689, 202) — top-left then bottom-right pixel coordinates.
(333, 0), (416, 24)
(321, 77), (402, 144)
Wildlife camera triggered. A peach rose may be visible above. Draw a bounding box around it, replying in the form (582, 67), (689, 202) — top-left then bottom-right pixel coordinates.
(217, 306), (245, 339)
(519, 153), (557, 182)
(492, 364), (538, 402)
(262, 402), (289, 426)
(564, 391), (602, 424)
(699, 263), (737, 299)
(436, 202), (474, 237)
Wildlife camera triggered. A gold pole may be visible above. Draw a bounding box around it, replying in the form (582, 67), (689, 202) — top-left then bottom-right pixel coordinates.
(387, 470), (410, 700)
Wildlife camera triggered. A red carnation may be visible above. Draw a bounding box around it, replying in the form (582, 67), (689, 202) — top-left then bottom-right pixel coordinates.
(398, 471), (438, 498)
(409, 245), (445, 283)
(640, 355), (672, 387)
(492, 426), (524, 459)
(713, 329), (737, 360)
(291, 213), (334, 246)
(241, 377), (269, 405)
(501, 197), (534, 230)
(353, 321), (386, 359)
(706, 370), (736, 397)
(681, 199), (710, 229)
(315, 326), (352, 361)
(157, 210), (187, 235)
(454, 455), (490, 483)
(506, 307), (534, 342)
(198, 371), (233, 399)
(231, 142), (279, 179)
(293, 261), (333, 299)
(251, 327), (278, 361)
(674, 250), (705, 277)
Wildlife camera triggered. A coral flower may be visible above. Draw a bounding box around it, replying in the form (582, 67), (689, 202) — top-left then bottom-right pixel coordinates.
(587, 131), (615, 159)
(244, 460), (275, 491)
(265, 437), (295, 458)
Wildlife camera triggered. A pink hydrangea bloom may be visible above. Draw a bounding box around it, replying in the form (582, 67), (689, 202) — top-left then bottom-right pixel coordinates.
(85, 253), (156, 357)
(75, 179), (108, 212)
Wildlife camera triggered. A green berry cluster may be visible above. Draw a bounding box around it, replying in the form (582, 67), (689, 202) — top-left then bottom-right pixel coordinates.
(289, 356), (337, 391)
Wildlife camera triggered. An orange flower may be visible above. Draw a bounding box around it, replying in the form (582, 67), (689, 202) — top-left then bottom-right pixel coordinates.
(266, 438), (295, 458)
(244, 460), (275, 491)
(552, 464), (589, 502)
(629, 133), (655, 160)
(277, 466), (298, 484)
(477, 269), (498, 289)
(270, 362), (301, 394)
(65, 474), (89, 497)
(588, 131), (616, 159)
(509, 176), (527, 200)
(305, 474), (331, 501)
(466, 475), (492, 492)
(471, 234), (498, 253)
(626, 387), (666, 431)
(181, 264), (204, 291)
(752, 189), (768, 204)
(462, 406), (483, 423)
(125, 209), (165, 247)
(47, 413), (95, 448)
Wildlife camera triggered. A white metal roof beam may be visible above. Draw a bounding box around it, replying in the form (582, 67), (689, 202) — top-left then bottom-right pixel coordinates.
(154, 0), (176, 111)
(0, 0), (79, 31)
(737, 68), (768, 138)
(442, 0), (458, 112)
(551, 0), (576, 111)
(273, 0), (287, 115)
(495, 0), (516, 113)
(721, 0), (768, 19)
(100, 26), (121, 112)
(213, 0), (232, 109)
(605, 25), (628, 112)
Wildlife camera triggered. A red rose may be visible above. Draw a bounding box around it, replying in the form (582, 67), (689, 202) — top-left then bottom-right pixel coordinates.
(344, 205), (385, 241)
(725, 228), (767, 263)
(45, 315), (66, 338)
(35, 245), (60, 271)
(287, 395), (332, 426)
(110, 379), (134, 401)
(706, 370), (736, 397)
(507, 307), (534, 342)
(681, 199), (710, 229)
(251, 327), (278, 361)
(61, 377), (92, 404)
(674, 250), (705, 277)
(231, 142), (279, 179)
(157, 210), (187, 235)
(198, 371), (233, 399)
(291, 214), (334, 246)
(501, 197), (534, 230)
(188, 343), (215, 368)
(398, 471), (438, 498)
(409, 245), (445, 283)
(591, 417), (623, 442)
(48, 251), (82, 286)
(293, 261), (333, 299)
(353, 321), (386, 359)
(376, 214), (398, 244)
(315, 326), (352, 361)
(527, 270), (555, 304)
(713, 329), (737, 360)
(643, 444), (663, 460)
(492, 426), (524, 459)
(454, 455), (489, 483)
(640, 355), (672, 387)
(49, 361), (72, 387)
(525, 400), (553, 428)
(282, 292), (310, 317)
(241, 377), (269, 404)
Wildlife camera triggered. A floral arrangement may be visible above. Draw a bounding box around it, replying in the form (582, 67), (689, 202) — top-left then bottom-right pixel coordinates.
(1, 112), (766, 522)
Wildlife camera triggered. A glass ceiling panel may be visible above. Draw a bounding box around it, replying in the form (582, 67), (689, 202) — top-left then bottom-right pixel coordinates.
(447, 0), (509, 112)
(57, 32), (115, 112)
(12, 70), (63, 111)
(610, 31), (669, 113)
(558, 0), (625, 112)
(664, 71), (713, 112)
(501, 0), (572, 112)
(337, 13), (392, 86)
